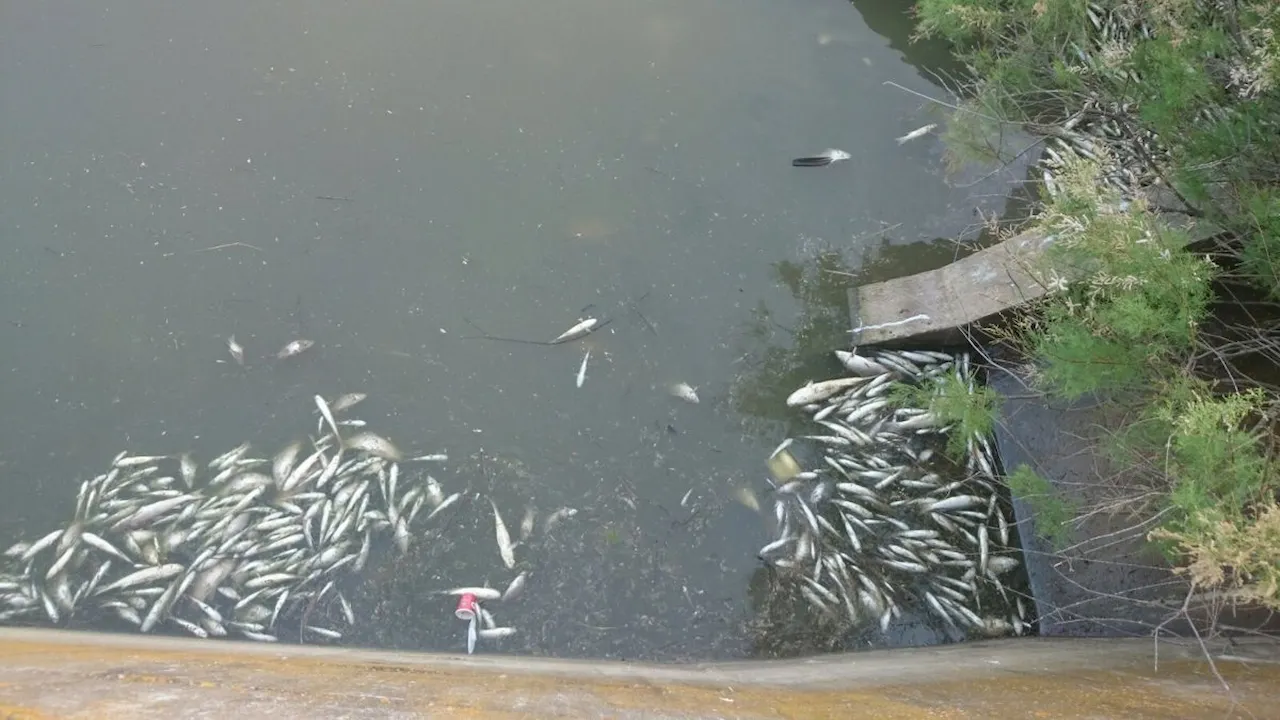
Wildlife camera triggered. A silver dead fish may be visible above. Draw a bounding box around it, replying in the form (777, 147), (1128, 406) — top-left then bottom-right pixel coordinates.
(552, 317), (599, 344)
(226, 335), (245, 366)
(895, 123), (938, 145)
(276, 338), (315, 360)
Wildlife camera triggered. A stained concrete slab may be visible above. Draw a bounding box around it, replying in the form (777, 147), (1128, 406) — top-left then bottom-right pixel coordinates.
(1, 628), (1279, 718)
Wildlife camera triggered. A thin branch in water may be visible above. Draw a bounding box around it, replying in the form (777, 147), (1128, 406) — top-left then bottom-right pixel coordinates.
(193, 242), (264, 253)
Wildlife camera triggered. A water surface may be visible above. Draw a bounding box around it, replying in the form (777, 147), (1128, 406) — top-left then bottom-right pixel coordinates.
(0, 0), (1024, 659)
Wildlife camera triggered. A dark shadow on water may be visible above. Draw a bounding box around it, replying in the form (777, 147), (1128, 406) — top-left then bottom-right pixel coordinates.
(847, 0), (966, 88)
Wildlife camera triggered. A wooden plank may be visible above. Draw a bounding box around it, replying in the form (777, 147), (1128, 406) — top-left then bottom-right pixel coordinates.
(850, 207), (1219, 348)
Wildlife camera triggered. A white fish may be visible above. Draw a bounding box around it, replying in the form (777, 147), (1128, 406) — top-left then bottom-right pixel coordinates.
(178, 453), (198, 488)
(467, 615), (478, 654)
(478, 627), (517, 640)
(544, 507), (578, 534)
(226, 335), (245, 366)
(668, 382), (700, 404)
(426, 492), (461, 521)
(314, 395), (343, 442)
(444, 587), (502, 601)
(272, 441), (303, 487)
(501, 571), (528, 602)
(552, 317), (598, 344)
(276, 338), (315, 360)
(786, 377), (866, 407)
(330, 392), (367, 414)
(344, 432), (402, 461)
(490, 499), (516, 569)
(575, 350), (590, 388)
(519, 506), (536, 541)
(896, 123), (937, 145)
(113, 454), (169, 469)
(410, 453), (449, 463)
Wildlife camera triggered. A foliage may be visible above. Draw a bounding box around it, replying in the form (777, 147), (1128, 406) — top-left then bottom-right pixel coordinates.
(912, 0), (1280, 611)
(890, 371), (1001, 459)
(1006, 463), (1076, 550)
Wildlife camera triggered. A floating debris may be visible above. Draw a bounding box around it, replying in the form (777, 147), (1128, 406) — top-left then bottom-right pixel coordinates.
(760, 347), (1028, 638)
(0, 394), (455, 644)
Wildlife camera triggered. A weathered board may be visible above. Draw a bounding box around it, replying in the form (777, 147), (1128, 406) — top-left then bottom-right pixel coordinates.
(849, 207), (1218, 348)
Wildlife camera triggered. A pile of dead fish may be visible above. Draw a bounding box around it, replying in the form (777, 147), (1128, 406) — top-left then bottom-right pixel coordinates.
(0, 393), (456, 643)
(761, 348), (1028, 638)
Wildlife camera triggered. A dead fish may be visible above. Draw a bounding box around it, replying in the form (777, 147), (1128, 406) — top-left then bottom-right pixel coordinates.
(271, 441), (303, 487)
(501, 571), (528, 602)
(668, 382), (700, 404)
(276, 338), (315, 360)
(733, 487), (761, 513)
(344, 432), (402, 461)
(786, 377), (866, 407)
(519, 506), (536, 541)
(490, 499), (516, 569)
(552, 317), (598, 344)
(478, 627), (517, 640)
(330, 392), (367, 414)
(791, 148), (851, 167)
(314, 395), (342, 441)
(467, 615), (478, 654)
(575, 350), (590, 388)
(226, 336), (245, 366)
(544, 507), (578, 534)
(896, 123), (938, 145)
(444, 587), (502, 601)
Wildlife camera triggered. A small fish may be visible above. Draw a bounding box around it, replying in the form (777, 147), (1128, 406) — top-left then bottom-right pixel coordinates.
(552, 317), (599, 344)
(330, 392), (367, 414)
(501, 571), (528, 602)
(896, 123), (937, 145)
(543, 507), (578, 534)
(226, 336), (245, 366)
(786, 377), (866, 407)
(276, 338), (315, 360)
(314, 395), (342, 441)
(344, 432), (402, 461)
(478, 627), (517, 640)
(490, 499), (516, 569)
(791, 148), (851, 167)
(668, 382), (700, 404)
(575, 350), (590, 388)
(519, 506), (536, 541)
(444, 587), (502, 601)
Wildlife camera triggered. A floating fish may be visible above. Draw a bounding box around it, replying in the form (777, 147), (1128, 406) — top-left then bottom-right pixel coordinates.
(344, 432), (402, 461)
(467, 615), (477, 654)
(330, 392), (367, 414)
(668, 382), (700, 404)
(490, 499), (516, 569)
(501, 572), (527, 603)
(276, 339), (315, 360)
(575, 350), (590, 388)
(895, 123), (938, 145)
(791, 148), (852, 167)
(226, 336), (245, 366)
(552, 317), (599, 344)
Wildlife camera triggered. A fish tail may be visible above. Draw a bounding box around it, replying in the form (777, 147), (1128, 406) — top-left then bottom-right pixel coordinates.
(792, 156), (834, 167)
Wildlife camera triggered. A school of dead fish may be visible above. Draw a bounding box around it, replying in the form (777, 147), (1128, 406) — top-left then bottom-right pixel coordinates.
(0, 393), (462, 644)
(761, 347), (1028, 638)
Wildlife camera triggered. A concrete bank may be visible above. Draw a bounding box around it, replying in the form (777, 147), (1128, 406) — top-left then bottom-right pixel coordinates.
(1, 629), (1278, 718)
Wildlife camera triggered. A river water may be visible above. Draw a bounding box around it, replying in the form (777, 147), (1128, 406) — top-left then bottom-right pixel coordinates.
(0, 0), (1027, 660)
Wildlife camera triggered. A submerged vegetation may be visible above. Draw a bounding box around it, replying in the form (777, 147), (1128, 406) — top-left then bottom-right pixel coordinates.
(911, 0), (1280, 616)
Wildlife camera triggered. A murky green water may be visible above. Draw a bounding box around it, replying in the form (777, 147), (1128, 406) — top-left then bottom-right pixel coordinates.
(0, 0), (1030, 660)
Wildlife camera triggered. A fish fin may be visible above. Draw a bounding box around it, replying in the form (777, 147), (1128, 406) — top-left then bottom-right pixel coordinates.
(792, 156), (834, 167)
